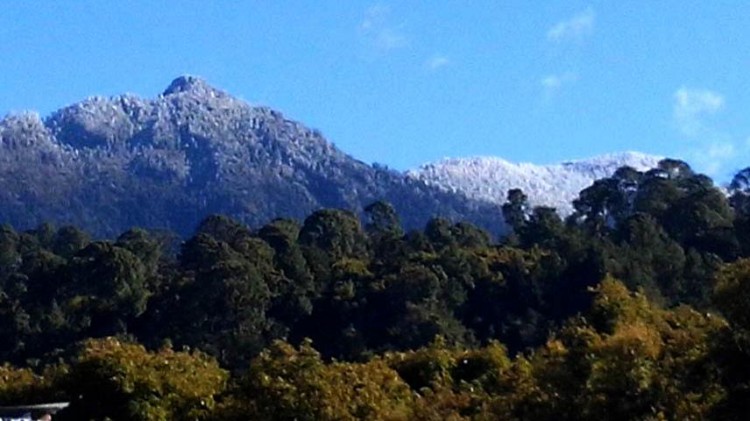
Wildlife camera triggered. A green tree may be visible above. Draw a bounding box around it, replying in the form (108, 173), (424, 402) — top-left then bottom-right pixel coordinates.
(257, 219), (315, 330)
(365, 200), (404, 240)
(170, 234), (273, 367)
(299, 209), (369, 262)
(502, 189), (529, 235)
(63, 242), (149, 337)
(51, 225), (91, 259)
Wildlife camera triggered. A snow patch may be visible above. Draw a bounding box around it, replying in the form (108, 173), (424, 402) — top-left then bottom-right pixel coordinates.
(407, 152), (663, 215)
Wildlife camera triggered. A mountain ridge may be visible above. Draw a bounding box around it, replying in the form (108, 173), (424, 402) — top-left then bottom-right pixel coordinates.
(408, 151), (663, 215)
(0, 76), (505, 237)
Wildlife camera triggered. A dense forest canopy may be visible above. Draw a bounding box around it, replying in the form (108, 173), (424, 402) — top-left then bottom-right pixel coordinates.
(2, 159), (750, 420)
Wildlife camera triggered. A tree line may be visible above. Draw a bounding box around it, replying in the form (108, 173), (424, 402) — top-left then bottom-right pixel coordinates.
(1, 160), (750, 419)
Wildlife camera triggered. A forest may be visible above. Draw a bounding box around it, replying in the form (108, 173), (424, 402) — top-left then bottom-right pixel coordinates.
(2, 159), (750, 420)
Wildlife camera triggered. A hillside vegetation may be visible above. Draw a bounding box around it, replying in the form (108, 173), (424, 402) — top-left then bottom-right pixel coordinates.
(1, 160), (750, 419)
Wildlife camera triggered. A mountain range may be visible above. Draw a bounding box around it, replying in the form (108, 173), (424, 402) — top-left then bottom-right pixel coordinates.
(0, 76), (662, 237)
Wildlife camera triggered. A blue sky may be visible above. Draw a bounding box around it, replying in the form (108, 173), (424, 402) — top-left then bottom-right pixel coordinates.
(1, 1), (748, 180)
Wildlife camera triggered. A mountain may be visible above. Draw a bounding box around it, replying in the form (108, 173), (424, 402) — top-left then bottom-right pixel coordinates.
(0, 76), (504, 237)
(407, 152), (663, 215)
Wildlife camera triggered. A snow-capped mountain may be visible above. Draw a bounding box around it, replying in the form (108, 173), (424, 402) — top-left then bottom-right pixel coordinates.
(0, 76), (505, 237)
(407, 152), (663, 215)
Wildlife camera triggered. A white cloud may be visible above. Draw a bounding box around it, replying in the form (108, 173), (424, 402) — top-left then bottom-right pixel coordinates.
(673, 87), (724, 136)
(547, 8), (595, 42)
(541, 75), (562, 90)
(425, 55), (450, 70)
(707, 142), (735, 159)
(359, 5), (408, 54)
(541, 72), (577, 97)
(670, 87), (741, 177)
(690, 141), (735, 177)
(359, 5), (386, 31)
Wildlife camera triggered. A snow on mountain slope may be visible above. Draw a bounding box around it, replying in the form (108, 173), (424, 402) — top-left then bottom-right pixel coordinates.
(407, 152), (663, 215)
(0, 76), (506, 237)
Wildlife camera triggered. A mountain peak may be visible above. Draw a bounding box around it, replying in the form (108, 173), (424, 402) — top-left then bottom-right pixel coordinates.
(162, 75), (219, 96)
(0, 78), (507, 238)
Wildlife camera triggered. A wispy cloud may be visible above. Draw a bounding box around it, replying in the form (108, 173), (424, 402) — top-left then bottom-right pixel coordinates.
(547, 7), (596, 42)
(542, 9), (593, 99)
(673, 87), (724, 136)
(425, 55), (450, 71)
(541, 72), (577, 98)
(699, 141), (736, 176)
(671, 87), (740, 177)
(358, 5), (408, 55)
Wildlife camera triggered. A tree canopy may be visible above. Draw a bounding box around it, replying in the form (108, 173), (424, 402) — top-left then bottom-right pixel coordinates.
(1, 160), (750, 419)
